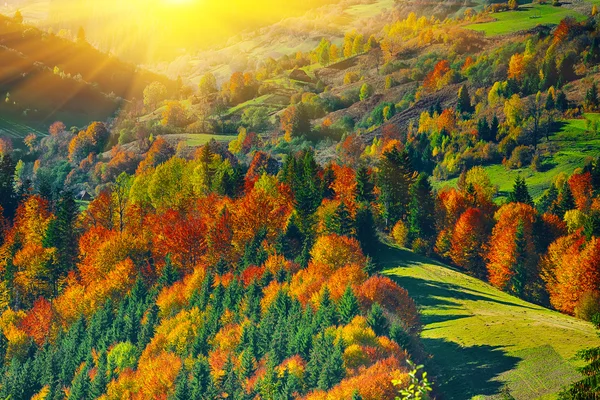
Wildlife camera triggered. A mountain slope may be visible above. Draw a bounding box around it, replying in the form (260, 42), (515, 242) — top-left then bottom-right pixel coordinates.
(382, 246), (600, 399)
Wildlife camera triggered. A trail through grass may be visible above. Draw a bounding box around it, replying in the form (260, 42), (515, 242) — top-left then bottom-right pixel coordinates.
(381, 246), (600, 399)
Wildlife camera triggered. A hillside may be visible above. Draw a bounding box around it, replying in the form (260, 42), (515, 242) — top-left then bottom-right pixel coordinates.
(383, 246), (600, 399)
(0, 13), (175, 137)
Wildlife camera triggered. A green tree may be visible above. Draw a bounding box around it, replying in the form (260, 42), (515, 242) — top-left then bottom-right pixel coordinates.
(360, 83), (373, 101)
(367, 303), (388, 336)
(508, 176), (533, 206)
(457, 85), (474, 114)
(377, 148), (416, 227)
(408, 173), (436, 248)
(198, 72), (218, 97)
(338, 286), (360, 324)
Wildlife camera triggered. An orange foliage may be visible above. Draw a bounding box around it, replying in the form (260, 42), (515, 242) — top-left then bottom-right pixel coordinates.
(545, 233), (600, 314)
(569, 172), (594, 212)
(423, 60), (451, 92)
(19, 297), (56, 346)
(450, 208), (489, 275)
(486, 203), (538, 292)
(437, 109), (456, 133)
(310, 234), (366, 272)
(304, 356), (407, 400)
(357, 276), (421, 335)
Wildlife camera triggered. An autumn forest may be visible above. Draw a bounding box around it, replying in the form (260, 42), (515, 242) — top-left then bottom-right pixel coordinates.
(2, 0), (600, 398)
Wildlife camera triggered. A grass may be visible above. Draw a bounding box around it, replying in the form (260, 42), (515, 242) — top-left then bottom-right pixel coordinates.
(467, 3), (587, 36)
(179, 133), (237, 147)
(435, 114), (600, 201)
(0, 117), (47, 140)
(381, 245), (600, 399)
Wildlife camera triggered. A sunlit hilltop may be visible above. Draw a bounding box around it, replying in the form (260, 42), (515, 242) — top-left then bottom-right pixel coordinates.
(3, 0), (337, 62)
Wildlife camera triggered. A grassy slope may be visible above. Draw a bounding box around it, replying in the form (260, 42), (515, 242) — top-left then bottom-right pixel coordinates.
(381, 246), (600, 399)
(467, 3), (588, 36)
(435, 114), (600, 201)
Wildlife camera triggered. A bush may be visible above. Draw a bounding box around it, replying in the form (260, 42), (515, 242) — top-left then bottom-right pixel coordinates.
(392, 220), (409, 247)
(506, 145), (533, 169)
(344, 72), (360, 85)
(575, 291), (600, 321)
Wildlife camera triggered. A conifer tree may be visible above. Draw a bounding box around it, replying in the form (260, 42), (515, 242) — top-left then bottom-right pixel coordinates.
(490, 114), (500, 142)
(356, 165), (375, 203)
(367, 302), (388, 336)
(457, 85), (474, 114)
(172, 367), (190, 400)
(335, 202), (353, 236)
(377, 147), (416, 227)
(338, 285), (360, 324)
(508, 176), (533, 206)
(408, 173), (436, 247)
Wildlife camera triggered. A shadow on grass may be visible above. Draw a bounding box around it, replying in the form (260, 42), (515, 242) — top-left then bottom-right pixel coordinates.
(424, 338), (520, 399)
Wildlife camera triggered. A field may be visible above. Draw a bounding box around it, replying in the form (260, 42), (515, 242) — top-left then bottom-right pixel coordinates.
(382, 246), (600, 399)
(435, 114), (600, 201)
(467, 3), (588, 36)
(167, 133), (237, 147)
(0, 117), (47, 141)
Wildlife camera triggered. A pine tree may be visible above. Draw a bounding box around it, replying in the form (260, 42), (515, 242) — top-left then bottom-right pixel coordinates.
(377, 147), (416, 227)
(508, 176), (533, 206)
(355, 206), (378, 257)
(477, 118), (491, 142)
(90, 351), (108, 398)
(408, 173), (436, 248)
(538, 183), (559, 214)
(457, 85), (474, 114)
(337, 286), (360, 324)
(356, 165), (375, 203)
(560, 315), (600, 399)
(190, 357), (211, 399)
(556, 181), (576, 217)
(159, 255), (180, 288)
(586, 82), (599, 111)
(0, 152), (17, 220)
(315, 288), (338, 330)
(490, 115), (500, 142)
(69, 364), (91, 400)
(318, 340), (345, 390)
(335, 202), (353, 236)
(240, 349), (256, 379)
(172, 367), (190, 400)
(367, 303), (388, 336)
(509, 220), (528, 296)
(556, 91), (568, 112)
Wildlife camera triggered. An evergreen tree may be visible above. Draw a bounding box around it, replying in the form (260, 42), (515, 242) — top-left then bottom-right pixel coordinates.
(377, 147), (416, 227)
(556, 91), (569, 112)
(538, 183), (559, 214)
(586, 82), (599, 110)
(508, 176), (533, 206)
(367, 303), (388, 336)
(315, 288), (338, 330)
(338, 286), (360, 324)
(190, 357), (211, 399)
(334, 202), (353, 236)
(0, 152), (16, 220)
(560, 315), (600, 399)
(90, 351), (108, 398)
(408, 173), (436, 247)
(457, 85), (474, 114)
(509, 220), (528, 296)
(490, 114), (500, 142)
(172, 367), (189, 400)
(158, 255), (180, 288)
(355, 206), (378, 257)
(69, 364), (91, 400)
(555, 181), (576, 217)
(240, 349), (256, 379)
(477, 118), (491, 142)
(317, 340), (345, 390)
(356, 165), (375, 203)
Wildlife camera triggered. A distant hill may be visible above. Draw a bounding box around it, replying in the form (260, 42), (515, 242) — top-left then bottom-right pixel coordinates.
(0, 13), (176, 133)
